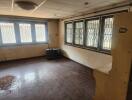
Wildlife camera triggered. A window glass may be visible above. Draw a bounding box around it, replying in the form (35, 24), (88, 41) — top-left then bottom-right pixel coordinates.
(75, 21), (84, 45)
(102, 17), (114, 50)
(35, 24), (46, 42)
(86, 19), (100, 47)
(19, 23), (32, 43)
(0, 22), (16, 44)
(66, 23), (73, 43)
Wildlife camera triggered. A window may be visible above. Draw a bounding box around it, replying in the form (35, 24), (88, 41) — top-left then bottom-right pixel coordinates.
(19, 23), (32, 43)
(0, 19), (48, 46)
(0, 22), (16, 44)
(86, 19), (100, 48)
(65, 15), (114, 54)
(35, 24), (46, 42)
(74, 21), (84, 45)
(102, 17), (114, 50)
(65, 23), (73, 44)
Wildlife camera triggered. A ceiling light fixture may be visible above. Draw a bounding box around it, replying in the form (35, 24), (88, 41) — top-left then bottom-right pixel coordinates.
(15, 1), (38, 10)
(84, 2), (89, 6)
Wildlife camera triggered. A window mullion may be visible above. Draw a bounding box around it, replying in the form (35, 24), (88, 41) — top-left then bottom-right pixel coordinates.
(0, 27), (3, 46)
(83, 20), (87, 47)
(64, 22), (67, 44)
(14, 22), (21, 45)
(98, 17), (104, 51)
(73, 21), (75, 45)
(45, 22), (48, 43)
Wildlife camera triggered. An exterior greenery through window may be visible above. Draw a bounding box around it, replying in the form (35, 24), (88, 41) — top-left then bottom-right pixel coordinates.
(65, 15), (114, 54)
(0, 19), (48, 46)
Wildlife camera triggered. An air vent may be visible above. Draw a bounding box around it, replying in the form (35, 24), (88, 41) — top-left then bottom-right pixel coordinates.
(15, 1), (37, 10)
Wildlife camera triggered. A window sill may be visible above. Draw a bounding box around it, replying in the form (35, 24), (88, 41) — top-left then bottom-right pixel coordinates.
(0, 42), (48, 48)
(64, 43), (111, 55)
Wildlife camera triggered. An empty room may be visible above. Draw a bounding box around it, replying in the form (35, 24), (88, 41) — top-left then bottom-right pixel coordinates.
(0, 0), (132, 100)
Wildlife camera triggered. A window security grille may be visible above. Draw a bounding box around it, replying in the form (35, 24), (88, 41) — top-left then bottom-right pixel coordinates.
(86, 19), (100, 47)
(74, 21), (84, 45)
(35, 24), (46, 42)
(65, 23), (73, 43)
(19, 23), (32, 43)
(102, 17), (114, 50)
(0, 22), (16, 44)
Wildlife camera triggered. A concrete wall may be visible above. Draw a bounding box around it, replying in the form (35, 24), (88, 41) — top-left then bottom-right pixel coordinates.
(0, 20), (59, 61)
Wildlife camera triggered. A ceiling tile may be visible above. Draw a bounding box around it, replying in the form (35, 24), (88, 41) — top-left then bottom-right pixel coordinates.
(0, 0), (127, 18)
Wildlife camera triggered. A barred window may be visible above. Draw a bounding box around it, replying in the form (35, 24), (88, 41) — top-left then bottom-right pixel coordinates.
(86, 19), (100, 47)
(0, 20), (48, 46)
(65, 15), (114, 54)
(0, 22), (16, 44)
(35, 24), (46, 42)
(19, 23), (32, 43)
(102, 17), (114, 50)
(65, 23), (73, 43)
(74, 21), (84, 45)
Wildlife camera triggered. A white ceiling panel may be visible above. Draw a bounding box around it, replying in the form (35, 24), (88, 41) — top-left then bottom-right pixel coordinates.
(0, 0), (128, 18)
(76, 0), (125, 13)
(0, 0), (11, 7)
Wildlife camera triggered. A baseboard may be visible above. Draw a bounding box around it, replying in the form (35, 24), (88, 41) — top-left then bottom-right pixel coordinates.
(0, 55), (46, 63)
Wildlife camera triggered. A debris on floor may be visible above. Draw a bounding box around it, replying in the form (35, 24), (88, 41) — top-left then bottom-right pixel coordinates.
(0, 75), (15, 90)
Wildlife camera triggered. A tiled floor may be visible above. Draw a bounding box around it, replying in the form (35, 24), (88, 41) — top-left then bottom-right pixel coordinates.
(0, 57), (95, 100)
